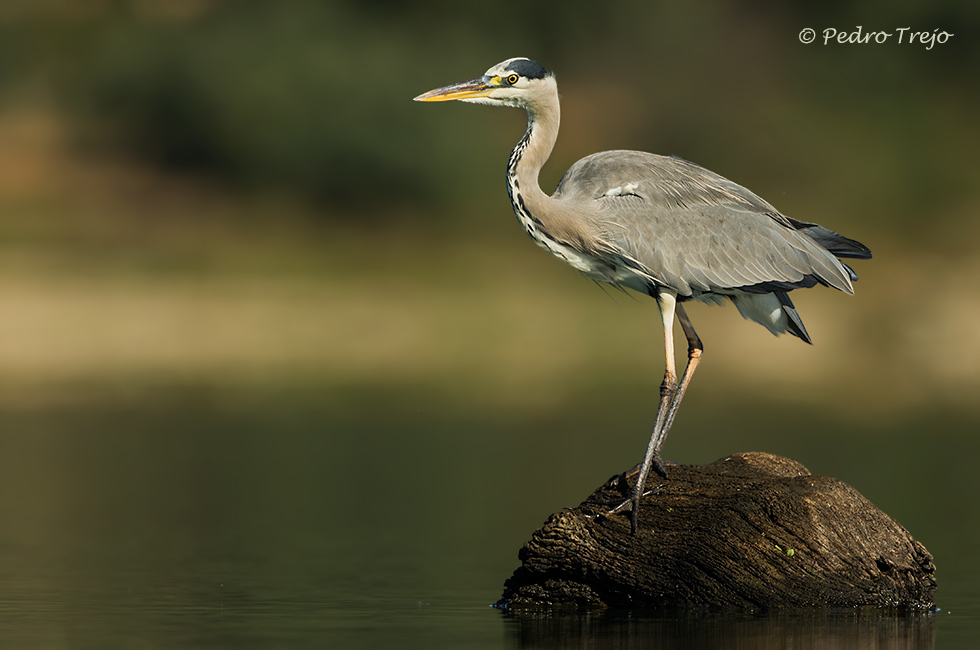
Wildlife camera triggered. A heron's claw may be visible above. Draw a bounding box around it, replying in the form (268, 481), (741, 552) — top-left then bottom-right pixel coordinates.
(583, 462), (668, 533)
(582, 469), (640, 506)
(584, 480), (664, 535)
(607, 484), (661, 514)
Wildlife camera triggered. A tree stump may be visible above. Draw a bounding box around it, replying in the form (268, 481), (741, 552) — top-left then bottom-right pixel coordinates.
(497, 452), (936, 611)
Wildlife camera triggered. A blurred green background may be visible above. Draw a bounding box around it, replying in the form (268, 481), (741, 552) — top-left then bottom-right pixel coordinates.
(0, 0), (976, 416)
(0, 0), (978, 646)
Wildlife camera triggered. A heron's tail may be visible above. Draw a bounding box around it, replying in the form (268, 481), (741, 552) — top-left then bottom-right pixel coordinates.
(775, 292), (811, 343)
(731, 291), (812, 344)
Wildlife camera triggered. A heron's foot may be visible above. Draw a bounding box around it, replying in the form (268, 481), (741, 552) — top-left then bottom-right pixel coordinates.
(607, 482), (665, 534)
(607, 457), (671, 533)
(581, 467), (642, 506)
(614, 457), (668, 491)
(583, 457), (671, 532)
(607, 482), (664, 514)
(582, 481), (659, 508)
(583, 479), (665, 533)
(651, 455), (670, 480)
(582, 494), (631, 507)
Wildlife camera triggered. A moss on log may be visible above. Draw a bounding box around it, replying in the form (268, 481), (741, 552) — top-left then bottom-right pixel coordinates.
(497, 452), (935, 611)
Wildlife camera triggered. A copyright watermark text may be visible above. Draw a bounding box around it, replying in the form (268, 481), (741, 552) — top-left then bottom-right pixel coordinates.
(799, 26), (954, 50)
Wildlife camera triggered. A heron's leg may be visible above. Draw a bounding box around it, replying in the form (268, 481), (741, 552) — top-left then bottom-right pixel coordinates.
(642, 292), (679, 480)
(609, 318), (702, 485)
(661, 303), (703, 436)
(611, 299), (704, 533)
(610, 292), (678, 532)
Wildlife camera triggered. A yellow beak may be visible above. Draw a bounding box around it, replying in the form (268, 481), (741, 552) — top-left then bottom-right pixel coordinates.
(413, 77), (494, 102)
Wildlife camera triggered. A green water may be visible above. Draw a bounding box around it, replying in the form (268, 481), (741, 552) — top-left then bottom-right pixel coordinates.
(0, 397), (976, 648)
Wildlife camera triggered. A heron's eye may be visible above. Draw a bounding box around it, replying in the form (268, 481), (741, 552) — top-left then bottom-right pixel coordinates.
(507, 74), (519, 85)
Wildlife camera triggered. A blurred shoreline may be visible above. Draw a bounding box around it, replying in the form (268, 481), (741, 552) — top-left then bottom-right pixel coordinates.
(0, 106), (976, 420)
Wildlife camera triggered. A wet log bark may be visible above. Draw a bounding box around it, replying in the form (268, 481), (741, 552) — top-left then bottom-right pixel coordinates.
(497, 452), (935, 611)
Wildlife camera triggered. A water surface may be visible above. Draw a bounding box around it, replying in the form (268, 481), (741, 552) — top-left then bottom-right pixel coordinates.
(0, 398), (975, 648)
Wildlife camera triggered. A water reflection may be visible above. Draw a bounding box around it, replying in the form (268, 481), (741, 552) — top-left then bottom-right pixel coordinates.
(503, 609), (935, 649)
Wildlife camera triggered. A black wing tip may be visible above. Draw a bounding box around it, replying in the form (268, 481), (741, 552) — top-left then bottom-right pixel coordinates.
(836, 241), (873, 260)
(785, 216), (872, 260)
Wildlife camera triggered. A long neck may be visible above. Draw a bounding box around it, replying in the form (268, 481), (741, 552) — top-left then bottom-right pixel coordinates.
(506, 88), (560, 239)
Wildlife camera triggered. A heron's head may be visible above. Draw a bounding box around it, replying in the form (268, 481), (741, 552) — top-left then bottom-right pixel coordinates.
(413, 58), (554, 110)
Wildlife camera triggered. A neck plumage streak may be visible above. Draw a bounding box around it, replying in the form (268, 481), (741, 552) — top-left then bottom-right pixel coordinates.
(506, 123), (596, 274)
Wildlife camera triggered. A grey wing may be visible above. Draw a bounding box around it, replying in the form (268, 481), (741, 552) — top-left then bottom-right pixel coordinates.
(554, 151), (858, 297)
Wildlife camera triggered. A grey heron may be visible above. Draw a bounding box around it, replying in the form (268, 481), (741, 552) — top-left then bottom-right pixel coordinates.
(414, 58), (871, 533)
